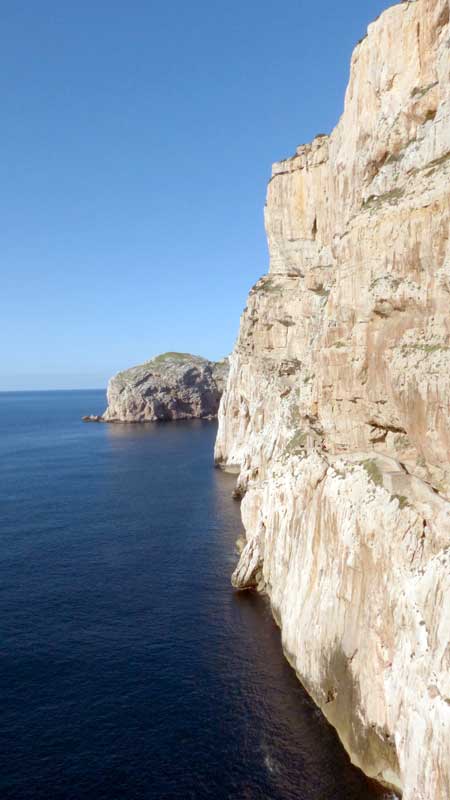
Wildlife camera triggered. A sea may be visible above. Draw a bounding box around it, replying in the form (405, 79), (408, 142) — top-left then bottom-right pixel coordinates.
(1, 390), (387, 800)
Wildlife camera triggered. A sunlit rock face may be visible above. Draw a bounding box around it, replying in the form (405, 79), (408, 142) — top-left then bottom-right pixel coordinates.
(103, 353), (229, 422)
(215, 1), (450, 796)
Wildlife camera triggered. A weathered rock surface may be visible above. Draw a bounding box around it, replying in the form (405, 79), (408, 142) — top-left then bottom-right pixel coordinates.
(103, 353), (229, 422)
(215, 1), (450, 797)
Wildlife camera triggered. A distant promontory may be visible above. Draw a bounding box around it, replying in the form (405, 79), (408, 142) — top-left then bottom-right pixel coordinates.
(83, 352), (229, 423)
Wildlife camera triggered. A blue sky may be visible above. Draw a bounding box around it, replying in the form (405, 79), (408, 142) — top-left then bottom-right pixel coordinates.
(1, 0), (394, 390)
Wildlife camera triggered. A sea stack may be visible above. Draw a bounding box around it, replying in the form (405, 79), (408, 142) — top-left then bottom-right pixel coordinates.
(215, 1), (450, 797)
(102, 352), (229, 422)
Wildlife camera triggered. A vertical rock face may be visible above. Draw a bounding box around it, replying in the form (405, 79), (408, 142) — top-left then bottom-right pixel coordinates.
(215, 1), (450, 797)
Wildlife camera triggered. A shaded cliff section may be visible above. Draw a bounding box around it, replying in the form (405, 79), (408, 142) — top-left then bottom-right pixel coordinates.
(216, 1), (450, 798)
(87, 353), (229, 422)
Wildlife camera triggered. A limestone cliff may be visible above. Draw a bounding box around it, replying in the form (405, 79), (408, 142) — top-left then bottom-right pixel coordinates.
(103, 353), (228, 422)
(215, 1), (450, 797)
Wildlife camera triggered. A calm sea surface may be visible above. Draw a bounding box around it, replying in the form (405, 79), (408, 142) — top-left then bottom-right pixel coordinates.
(1, 391), (384, 800)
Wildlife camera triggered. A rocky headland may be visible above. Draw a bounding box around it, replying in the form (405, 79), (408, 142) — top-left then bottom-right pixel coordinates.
(84, 353), (229, 423)
(215, 0), (450, 797)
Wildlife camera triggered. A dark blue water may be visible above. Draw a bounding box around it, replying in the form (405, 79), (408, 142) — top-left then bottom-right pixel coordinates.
(1, 391), (383, 800)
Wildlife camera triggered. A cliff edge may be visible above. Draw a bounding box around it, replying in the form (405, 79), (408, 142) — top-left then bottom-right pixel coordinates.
(102, 353), (229, 422)
(215, 1), (450, 797)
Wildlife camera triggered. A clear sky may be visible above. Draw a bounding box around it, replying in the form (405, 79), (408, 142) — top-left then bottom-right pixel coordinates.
(1, 0), (395, 390)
